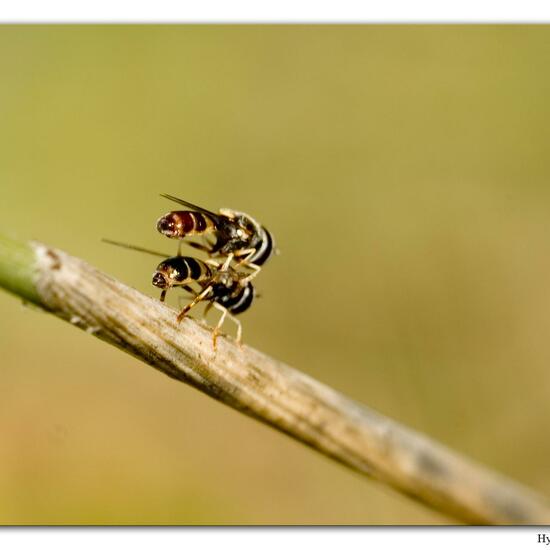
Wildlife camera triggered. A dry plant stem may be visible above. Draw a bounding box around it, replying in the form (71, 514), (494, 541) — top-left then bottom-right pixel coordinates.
(1, 236), (550, 525)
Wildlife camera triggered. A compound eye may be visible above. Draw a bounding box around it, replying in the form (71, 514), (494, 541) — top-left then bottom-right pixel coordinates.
(152, 272), (168, 289)
(156, 216), (175, 236)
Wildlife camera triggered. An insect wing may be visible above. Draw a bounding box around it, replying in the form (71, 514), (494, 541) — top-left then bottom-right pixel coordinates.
(160, 194), (221, 219)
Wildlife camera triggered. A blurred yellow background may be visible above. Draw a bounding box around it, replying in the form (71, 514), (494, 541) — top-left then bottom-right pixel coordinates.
(1, 25), (549, 525)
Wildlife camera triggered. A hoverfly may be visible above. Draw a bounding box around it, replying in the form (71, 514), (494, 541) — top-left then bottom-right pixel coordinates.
(103, 239), (254, 347)
(156, 194), (275, 280)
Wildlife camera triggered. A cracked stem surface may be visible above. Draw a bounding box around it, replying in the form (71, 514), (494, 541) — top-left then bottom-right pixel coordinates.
(1, 233), (549, 525)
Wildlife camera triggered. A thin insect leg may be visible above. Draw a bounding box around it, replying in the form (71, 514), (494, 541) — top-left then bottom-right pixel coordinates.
(175, 285), (197, 309)
(187, 241), (212, 253)
(241, 263), (261, 283)
(212, 302), (229, 349)
(177, 290), (197, 310)
(233, 248), (262, 281)
(219, 253), (234, 272)
(177, 295), (190, 309)
(203, 301), (214, 319)
(176, 285), (213, 323)
(177, 241), (182, 257)
(234, 248), (256, 261)
(212, 303), (243, 347)
(231, 314), (243, 347)
(205, 259), (222, 268)
(199, 235), (215, 250)
(160, 289), (167, 302)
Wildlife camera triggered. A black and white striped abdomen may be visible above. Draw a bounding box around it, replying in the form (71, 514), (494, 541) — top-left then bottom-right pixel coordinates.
(156, 256), (212, 284)
(247, 226), (274, 266)
(216, 283), (255, 315)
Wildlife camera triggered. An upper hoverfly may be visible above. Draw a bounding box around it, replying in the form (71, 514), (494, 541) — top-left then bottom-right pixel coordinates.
(156, 194), (276, 280)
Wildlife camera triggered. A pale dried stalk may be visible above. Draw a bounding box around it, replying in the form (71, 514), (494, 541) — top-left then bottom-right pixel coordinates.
(5, 238), (550, 525)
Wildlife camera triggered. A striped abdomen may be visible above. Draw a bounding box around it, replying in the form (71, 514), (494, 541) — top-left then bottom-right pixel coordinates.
(213, 282), (255, 315)
(246, 226), (274, 266)
(157, 210), (217, 239)
(153, 256), (212, 289)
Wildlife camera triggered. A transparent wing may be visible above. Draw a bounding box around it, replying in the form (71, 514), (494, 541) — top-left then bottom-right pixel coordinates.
(160, 194), (220, 219)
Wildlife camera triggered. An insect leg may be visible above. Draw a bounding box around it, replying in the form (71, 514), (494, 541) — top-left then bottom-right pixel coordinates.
(219, 253), (234, 272)
(211, 302), (229, 349)
(176, 285), (213, 323)
(241, 263), (261, 283)
(233, 248), (256, 263)
(232, 315), (243, 347)
(186, 241), (213, 253)
(203, 301), (214, 319)
(212, 303), (243, 347)
(177, 285), (198, 310)
(205, 259), (222, 268)
(233, 249), (262, 281)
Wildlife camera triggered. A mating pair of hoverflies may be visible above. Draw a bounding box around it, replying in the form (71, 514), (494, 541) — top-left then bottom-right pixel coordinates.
(105, 194), (275, 348)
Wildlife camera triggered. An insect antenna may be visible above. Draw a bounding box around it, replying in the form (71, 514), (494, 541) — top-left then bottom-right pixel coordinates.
(102, 239), (170, 259)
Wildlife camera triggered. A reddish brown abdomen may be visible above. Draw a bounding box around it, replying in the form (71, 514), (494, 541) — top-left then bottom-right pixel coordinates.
(172, 211), (216, 236)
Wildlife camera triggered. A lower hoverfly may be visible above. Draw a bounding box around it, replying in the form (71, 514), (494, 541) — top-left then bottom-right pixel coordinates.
(103, 240), (254, 348)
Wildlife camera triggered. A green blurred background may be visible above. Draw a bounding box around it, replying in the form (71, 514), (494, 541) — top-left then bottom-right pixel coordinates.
(0, 25), (549, 525)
